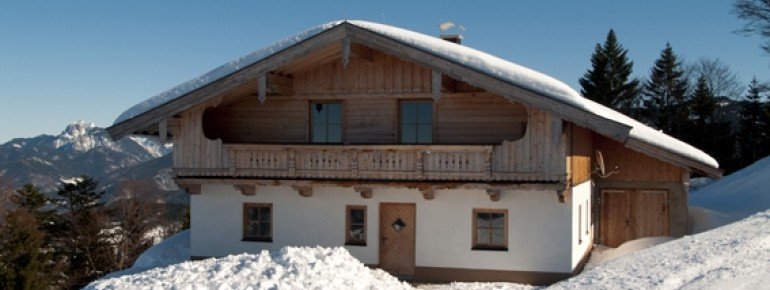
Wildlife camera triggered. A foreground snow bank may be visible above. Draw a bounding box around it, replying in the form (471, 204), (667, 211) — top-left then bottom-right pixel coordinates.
(86, 246), (410, 290)
(551, 210), (770, 289)
(584, 236), (675, 270)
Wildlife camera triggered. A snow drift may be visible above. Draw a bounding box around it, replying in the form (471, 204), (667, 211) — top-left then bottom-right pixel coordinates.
(690, 156), (770, 223)
(86, 246), (410, 290)
(551, 210), (770, 289)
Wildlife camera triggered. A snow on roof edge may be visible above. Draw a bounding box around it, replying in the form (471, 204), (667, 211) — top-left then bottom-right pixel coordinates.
(112, 20), (719, 170)
(112, 20), (345, 125)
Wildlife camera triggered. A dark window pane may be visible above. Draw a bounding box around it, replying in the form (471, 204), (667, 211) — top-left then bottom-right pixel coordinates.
(349, 224), (366, 241)
(401, 103), (417, 124)
(417, 103), (433, 123)
(476, 229), (490, 244)
(258, 222), (271, 237)
(259, 207), (271, 222)
(247, 221), (259, 236)
(401, 124), (416, 143)
(312, 125), (327, 143)
(327, 103), (342, 124)
(417, 124), (432, 143)
(491, 229), (505, 245)
(248, 208), (259, 221)
(476, 213), (491, 228)
(327, 124), (342, 143)
(350, 209), (365, 224)
(490, 213), (505, 228)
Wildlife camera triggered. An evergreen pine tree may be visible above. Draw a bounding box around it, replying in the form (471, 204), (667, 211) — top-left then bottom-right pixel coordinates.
(54, 176), (115, 288)
(643, 43), (690, 138)
(579, 29), (640, 113)
(739, 78), (769, 166)
(0, 209), (53, 290)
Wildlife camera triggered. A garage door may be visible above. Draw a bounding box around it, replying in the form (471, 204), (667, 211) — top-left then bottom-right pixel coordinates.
(600, 189), (669, 247)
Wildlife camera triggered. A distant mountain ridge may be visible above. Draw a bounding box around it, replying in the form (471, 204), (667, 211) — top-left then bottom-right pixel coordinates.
(0, 121), (186, 203)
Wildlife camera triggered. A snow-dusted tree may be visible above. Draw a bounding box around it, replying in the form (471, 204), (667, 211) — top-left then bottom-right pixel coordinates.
(643, 43), (690, 137)
(579, 29), (640, 113)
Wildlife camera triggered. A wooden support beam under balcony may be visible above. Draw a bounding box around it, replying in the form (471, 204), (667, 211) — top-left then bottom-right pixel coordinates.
(234, 184), (256, 196)
(421, 188), (435, 200)
(178, 183), (201, 195)
(293, 185), (313, 198)
(354, 186), (372, 199)
(486, 189), (501, 202)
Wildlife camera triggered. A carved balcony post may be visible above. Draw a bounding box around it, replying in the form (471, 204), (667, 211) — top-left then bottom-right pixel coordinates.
(416, 150), (425, 178)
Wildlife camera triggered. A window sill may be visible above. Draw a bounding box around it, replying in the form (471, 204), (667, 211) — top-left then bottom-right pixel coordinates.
(471, 246), (508, 252)
(242, 237), (273, 243)
(345, 242), (367, 247)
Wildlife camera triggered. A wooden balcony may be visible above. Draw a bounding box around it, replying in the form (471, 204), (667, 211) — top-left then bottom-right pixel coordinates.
(174, 143), (566, 182)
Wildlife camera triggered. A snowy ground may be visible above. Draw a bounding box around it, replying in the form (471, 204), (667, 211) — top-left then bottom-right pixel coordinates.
(551, 210), (770, 289)
(87, 246), (410, 290)
(690, 156), (770, 223)
(583, 237), (675, 270)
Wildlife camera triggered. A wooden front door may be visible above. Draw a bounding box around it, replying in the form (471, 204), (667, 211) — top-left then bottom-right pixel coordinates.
(600, 189), (669, 247)
(379, 203), (416, 277)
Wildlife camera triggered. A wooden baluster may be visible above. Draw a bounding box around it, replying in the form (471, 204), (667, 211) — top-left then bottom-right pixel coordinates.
(288, 148), (296, 176)
(350, 150), (359, 177)
(416, 150), (425, 178)
(229, 148), (237, 177)
(484, 148), (493, 180)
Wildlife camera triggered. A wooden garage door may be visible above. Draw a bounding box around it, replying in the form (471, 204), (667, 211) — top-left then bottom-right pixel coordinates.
(600, 189), (669, 247)
(379, 203), (416, 277)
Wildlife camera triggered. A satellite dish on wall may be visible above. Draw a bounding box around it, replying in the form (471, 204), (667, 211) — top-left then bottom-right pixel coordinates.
(593, 149), (619, 178)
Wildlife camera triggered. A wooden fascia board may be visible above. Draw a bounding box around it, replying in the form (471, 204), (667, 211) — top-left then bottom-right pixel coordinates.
(106, 25), (349, 139)
(341, 23), (632, 143)
(626, 138), (723, 179)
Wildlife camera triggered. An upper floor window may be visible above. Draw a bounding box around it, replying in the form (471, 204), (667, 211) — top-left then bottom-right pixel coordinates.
(400, 101), (433, 144)
(311, 102), (342, 143)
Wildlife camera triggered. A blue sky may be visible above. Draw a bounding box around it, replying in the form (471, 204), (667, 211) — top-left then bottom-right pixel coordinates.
(0, 1), (767, 143)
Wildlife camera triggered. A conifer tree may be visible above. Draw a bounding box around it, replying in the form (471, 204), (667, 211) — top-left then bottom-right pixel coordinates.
(643, 43), (690, 138)
(739, 78), (770, 166)
(579, 29), (640, 113)
(0, 209), (52, 290)
(54, 176), (114, 288)
(690, 76), (718, 129)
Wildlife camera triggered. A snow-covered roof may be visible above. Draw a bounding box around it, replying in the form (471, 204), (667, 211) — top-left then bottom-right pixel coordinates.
(112, 20), (719, 171)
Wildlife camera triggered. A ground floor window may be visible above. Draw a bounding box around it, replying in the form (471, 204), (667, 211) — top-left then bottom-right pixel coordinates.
(472, 208), (508, 250)
(243, 203), (272, 242)
(346, 205), (367, 246)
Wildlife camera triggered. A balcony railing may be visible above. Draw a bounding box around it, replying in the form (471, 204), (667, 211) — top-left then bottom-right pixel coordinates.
(174, 143), (565, 182)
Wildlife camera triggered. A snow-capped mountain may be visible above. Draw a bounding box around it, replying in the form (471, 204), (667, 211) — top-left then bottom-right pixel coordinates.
(0, 121), (184, 203)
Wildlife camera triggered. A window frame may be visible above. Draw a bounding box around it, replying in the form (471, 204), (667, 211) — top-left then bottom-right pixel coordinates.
(398, 100), (435, 144)
(471, 208), (508, 251)
(345, 205), (367, 246)
(309, 101), (344, 143)
(242, 203), (273, 242)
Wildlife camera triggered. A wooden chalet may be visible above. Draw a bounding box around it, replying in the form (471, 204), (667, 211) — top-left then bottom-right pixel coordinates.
(108, 21), (721, 285)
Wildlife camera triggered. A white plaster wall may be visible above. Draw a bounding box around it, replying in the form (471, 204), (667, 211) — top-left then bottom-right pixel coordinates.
(191, 184), (576, 273)
(570, 180), (593, 269)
